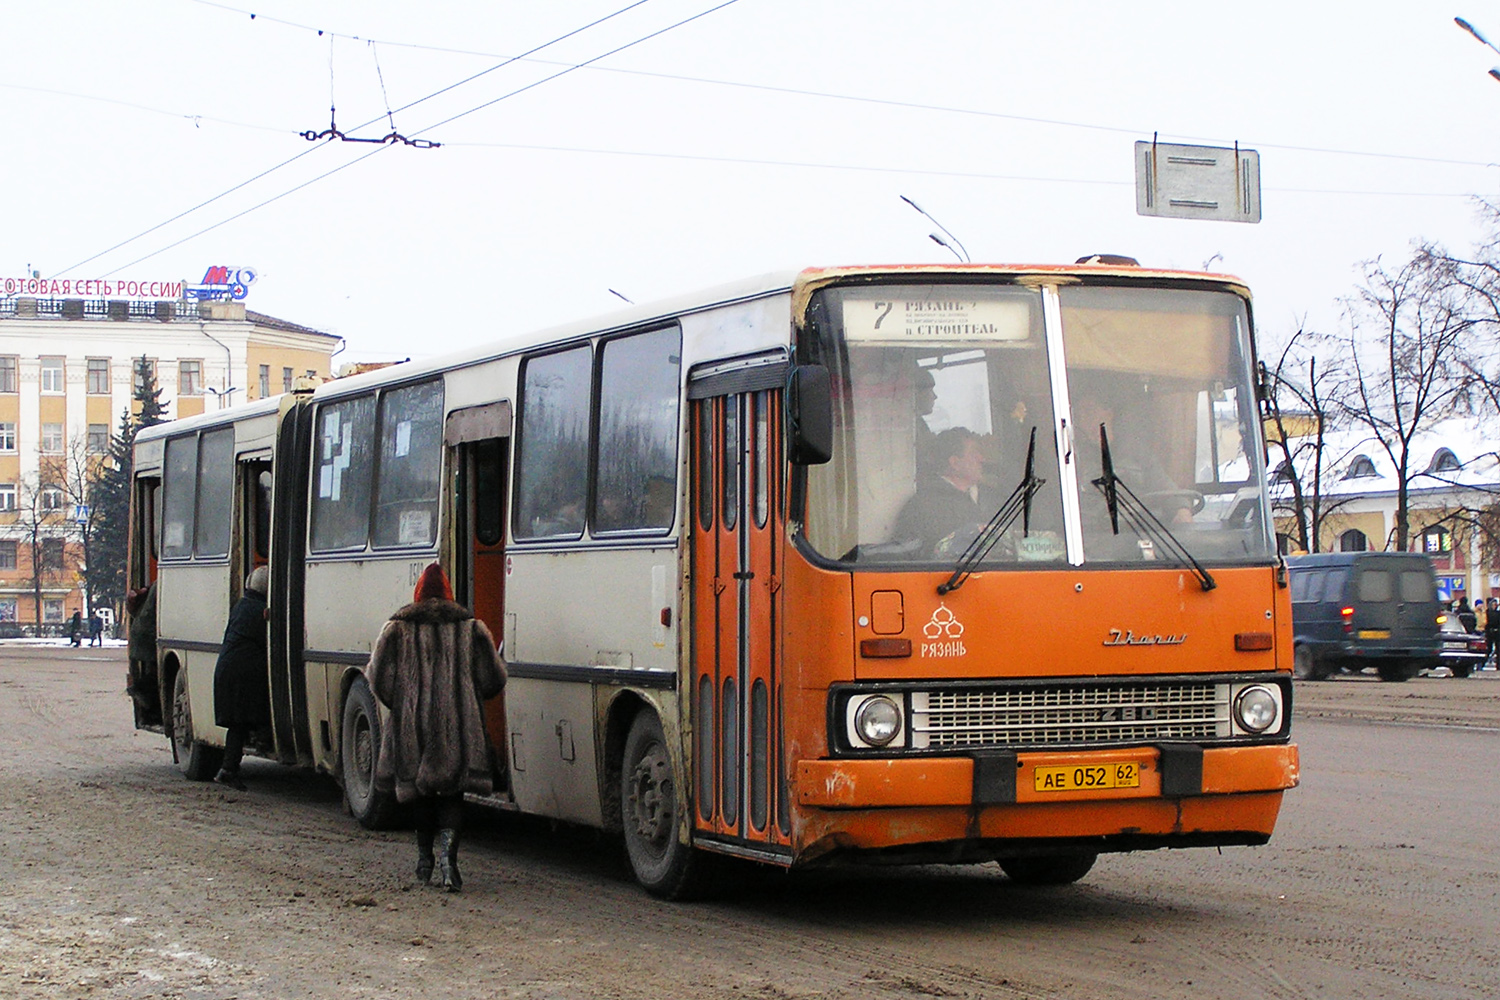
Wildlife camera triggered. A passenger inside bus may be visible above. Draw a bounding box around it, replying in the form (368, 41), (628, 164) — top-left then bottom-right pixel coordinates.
(893, 426), (987, 556)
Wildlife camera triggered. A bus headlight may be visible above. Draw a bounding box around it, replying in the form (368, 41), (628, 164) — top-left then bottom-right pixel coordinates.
(1234, 685), (1279, 733)
(854, 695), (903, 747)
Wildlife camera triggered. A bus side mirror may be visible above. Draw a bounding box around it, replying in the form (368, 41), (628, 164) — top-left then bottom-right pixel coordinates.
(786, 365), (833, 466)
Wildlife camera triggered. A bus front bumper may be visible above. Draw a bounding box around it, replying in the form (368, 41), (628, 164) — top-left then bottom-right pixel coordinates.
(791, 744), (1298, 860)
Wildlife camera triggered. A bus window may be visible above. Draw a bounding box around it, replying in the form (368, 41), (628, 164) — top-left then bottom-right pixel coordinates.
(515, 346), (591, 539)
(372, 380), (443, 548)
(594, 327), (681, 534)
(1059, 284), (1272, 565)
(160, 435), (197, 559)
(310, 394), (377, 551)
(801, 284), (1062, 565)
(251, 467), (272, 562)
(194, 428), (234, 559)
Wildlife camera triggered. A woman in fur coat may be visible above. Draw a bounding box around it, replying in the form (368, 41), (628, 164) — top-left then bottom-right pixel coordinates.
(368, 562), (505, 891)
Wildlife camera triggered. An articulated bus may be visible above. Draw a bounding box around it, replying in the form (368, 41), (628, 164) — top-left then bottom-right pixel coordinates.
(127, 262), (1299, 897)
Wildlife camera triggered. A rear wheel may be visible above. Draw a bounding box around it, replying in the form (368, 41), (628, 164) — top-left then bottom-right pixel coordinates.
(1292, 645), (1324, 681)
(341, 678), (400, 829)
(170, 667), (222, 781)
(621, 710), (713, 900)
(998, 852), (1097, 886)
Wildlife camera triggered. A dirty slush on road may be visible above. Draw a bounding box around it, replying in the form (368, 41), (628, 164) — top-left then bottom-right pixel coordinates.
(5, 647), (1500, 999)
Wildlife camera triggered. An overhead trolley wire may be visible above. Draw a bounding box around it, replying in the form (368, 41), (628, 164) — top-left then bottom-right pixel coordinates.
(86, 0), (741, 278)
(183, 0), (1500, 171)
(51, 0), (663, 280)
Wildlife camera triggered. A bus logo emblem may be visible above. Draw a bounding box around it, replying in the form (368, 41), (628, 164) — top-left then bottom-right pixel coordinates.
(921, 604), (967, 658)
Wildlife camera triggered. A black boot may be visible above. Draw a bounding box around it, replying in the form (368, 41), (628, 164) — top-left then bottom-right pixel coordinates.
(437, 828), (462, 892)
(416, 829), (435, 885)
(213, 768), (246, 791)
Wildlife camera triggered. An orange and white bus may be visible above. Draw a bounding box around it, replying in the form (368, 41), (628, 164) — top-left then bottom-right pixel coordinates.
(127, 261), (1299, 897)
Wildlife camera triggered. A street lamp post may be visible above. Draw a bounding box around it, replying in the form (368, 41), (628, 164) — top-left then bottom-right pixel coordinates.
(1455, 16), (1500, 81)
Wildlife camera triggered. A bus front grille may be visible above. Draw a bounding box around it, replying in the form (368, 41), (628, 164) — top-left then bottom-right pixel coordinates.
(909, 682), (1231, 749)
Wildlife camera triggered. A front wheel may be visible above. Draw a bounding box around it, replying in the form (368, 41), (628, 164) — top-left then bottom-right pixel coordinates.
(621, 710), (712, 900)
(998, 852), (1098, 886)
(341, 678), (400, 829)
(170, 667), (222, 781)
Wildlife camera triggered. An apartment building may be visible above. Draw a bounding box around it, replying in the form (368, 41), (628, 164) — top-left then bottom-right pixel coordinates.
(0, 295), (340, 627)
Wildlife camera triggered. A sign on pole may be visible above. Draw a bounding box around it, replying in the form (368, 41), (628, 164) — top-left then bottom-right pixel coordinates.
(1135, 138), (1261, 224)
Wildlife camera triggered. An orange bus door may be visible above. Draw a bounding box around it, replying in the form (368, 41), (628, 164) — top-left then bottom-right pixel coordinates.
(455, 434), (510, 792)
(691, 389), (788, 854)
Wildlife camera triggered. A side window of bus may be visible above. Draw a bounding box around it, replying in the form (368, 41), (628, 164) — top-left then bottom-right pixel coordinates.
(310, 394), (378, 551)
(594, 327), (681, 534)
(161, 435), (197, 559)
(515, 345), (591, 539)
(373, 380), (444, 548)
(194, 428), (235, 559)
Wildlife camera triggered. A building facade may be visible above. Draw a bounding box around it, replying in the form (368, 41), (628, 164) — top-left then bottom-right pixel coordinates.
(0, 295), (340, 628)
(1273, 428), (1500, 603)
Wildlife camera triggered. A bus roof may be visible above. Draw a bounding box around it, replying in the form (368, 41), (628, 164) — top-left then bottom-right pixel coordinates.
(135, 394), (284, 445)
(135, 261), (1251, 434)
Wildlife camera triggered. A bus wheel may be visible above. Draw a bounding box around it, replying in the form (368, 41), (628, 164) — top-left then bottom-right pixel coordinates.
(170, 668), (221, 781)
(998, 852), (1097, 886)
(341, 679), (399, 830)
(621, 710), (711, 900)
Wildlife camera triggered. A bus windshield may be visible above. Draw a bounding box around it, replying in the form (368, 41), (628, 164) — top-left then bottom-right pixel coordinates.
(801, 280), (1274, 568)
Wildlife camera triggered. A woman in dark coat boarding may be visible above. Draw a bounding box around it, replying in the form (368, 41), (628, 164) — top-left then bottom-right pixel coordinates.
(368, 562), (506, 891)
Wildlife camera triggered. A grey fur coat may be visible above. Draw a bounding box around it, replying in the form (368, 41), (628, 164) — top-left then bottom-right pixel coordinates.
(367, 598), (506, 803)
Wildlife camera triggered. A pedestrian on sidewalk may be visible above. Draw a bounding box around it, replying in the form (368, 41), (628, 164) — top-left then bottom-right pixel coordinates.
(67, 610), (83, 647)
(87, 611), (104, 647)
(367, 562), (505, 891)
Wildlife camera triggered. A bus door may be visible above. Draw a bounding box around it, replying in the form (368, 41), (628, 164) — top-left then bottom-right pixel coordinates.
(240, 455), (300, 763)
(691, 385), (790, 851)
(127, 473), (162, 728)
(447, 401), (512, 791)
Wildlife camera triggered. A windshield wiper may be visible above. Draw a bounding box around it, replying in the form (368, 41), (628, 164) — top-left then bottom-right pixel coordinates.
(1092, 425), (1216, 592)
(938, 427), (1044, 595)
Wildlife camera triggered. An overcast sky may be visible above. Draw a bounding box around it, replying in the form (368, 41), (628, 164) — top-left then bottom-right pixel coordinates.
(6, 1), (1500, 365)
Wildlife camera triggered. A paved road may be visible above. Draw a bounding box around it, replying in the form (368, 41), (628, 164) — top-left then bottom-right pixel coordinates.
(1, 645), (1497, 999)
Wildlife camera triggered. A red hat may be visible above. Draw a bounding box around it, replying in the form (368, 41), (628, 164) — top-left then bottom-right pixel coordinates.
(413, 562), (453, 603)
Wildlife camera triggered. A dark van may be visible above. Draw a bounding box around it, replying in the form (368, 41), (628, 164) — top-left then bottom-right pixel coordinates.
(1287, 552), (1441, 682)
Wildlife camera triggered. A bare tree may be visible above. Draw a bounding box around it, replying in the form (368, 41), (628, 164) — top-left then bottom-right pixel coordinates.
(14, 471), (68, 627)
(1262, 325), (1357, 552)
(44, 437), (106, 616)
(1339, 251), (1483, 551)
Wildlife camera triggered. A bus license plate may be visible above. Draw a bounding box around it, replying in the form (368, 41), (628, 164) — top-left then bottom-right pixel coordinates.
(1358, 629), (1391, 640)
(1034, 763), (1141, 793)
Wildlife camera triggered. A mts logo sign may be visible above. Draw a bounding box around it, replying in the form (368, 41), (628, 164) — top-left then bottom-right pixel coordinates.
(186, 265), (257, 302)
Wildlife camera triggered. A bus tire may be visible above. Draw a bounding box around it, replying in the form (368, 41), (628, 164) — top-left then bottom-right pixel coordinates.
(170, 667), (222, 782)
(621, 710), (711, 900)
(998, 852), (1097, 886)
(341, 679), (399, 830)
